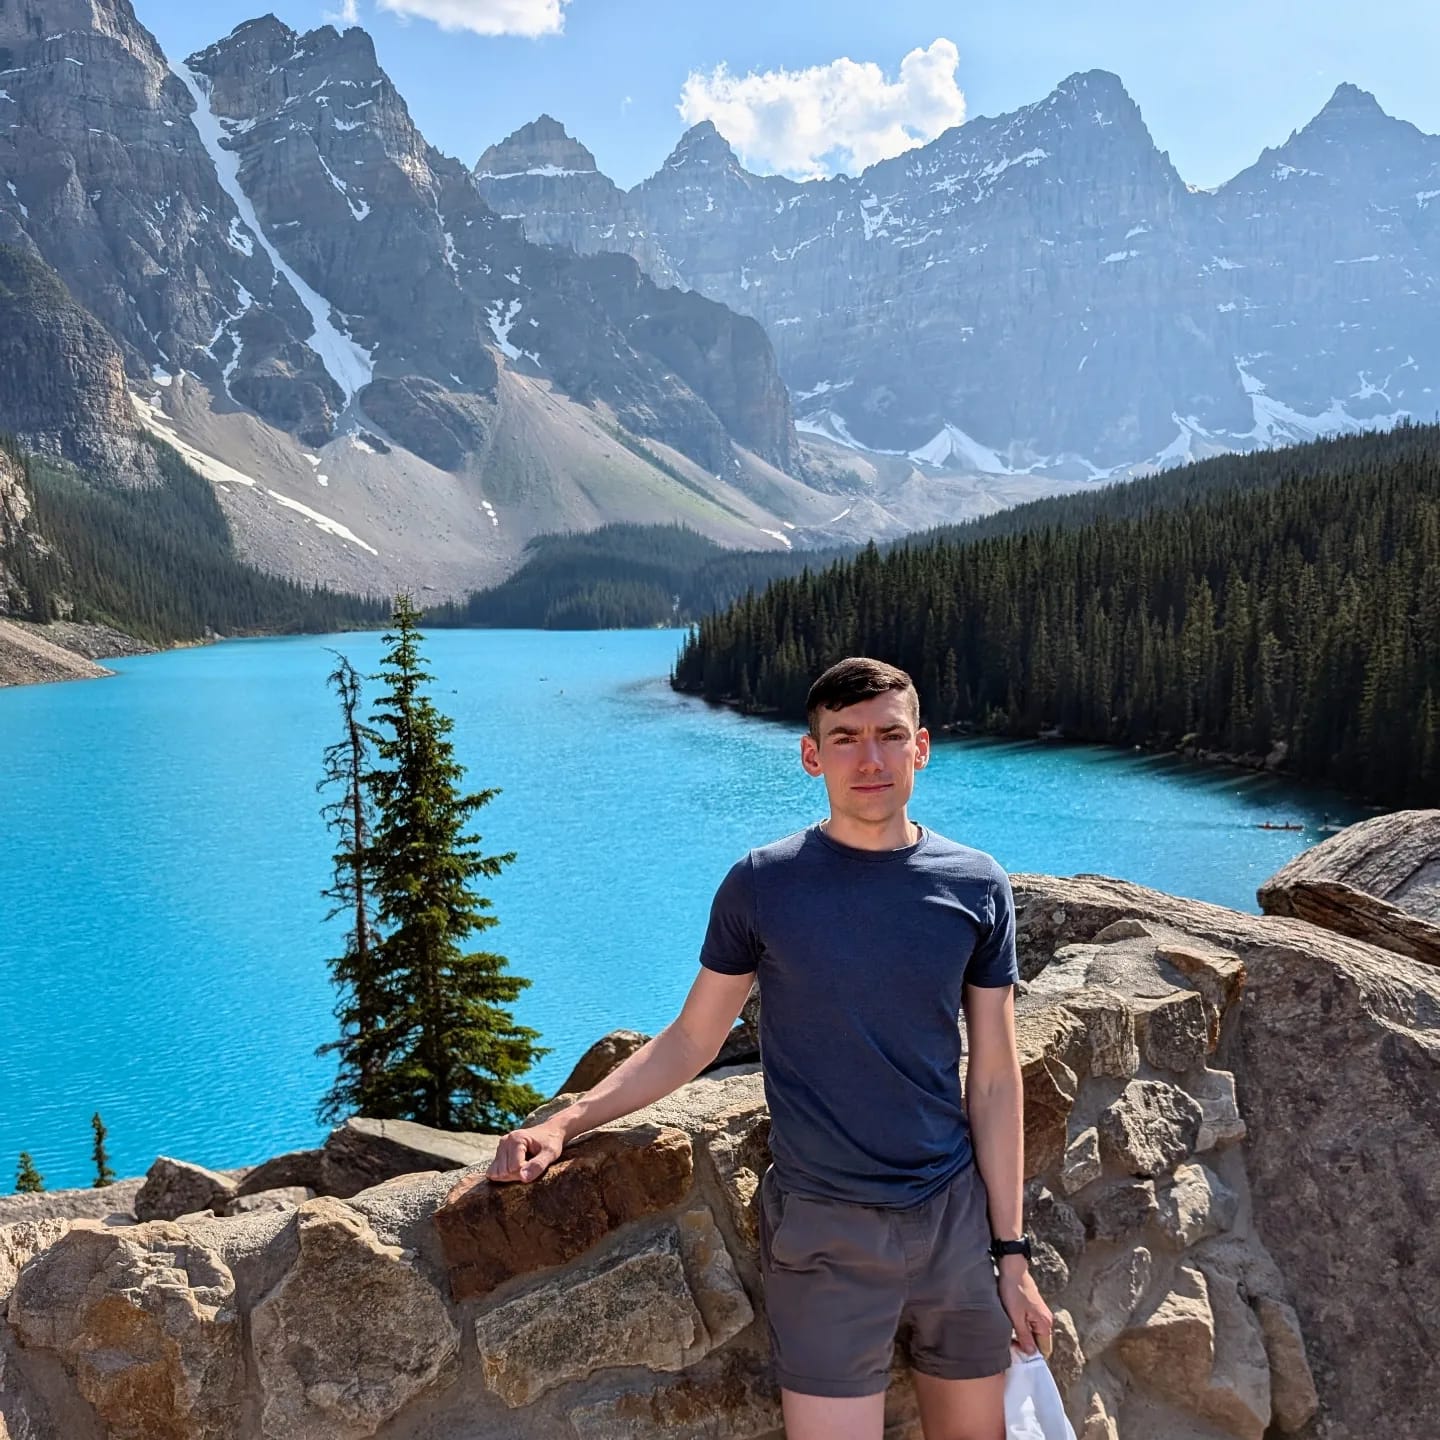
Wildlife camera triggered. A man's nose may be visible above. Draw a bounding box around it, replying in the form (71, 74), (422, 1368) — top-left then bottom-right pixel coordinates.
(857, 739), (885, 769)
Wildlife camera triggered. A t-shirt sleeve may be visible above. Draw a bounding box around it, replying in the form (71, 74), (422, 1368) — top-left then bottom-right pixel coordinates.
(966, 867), (1019, 987)
(698, 854), (762, 975)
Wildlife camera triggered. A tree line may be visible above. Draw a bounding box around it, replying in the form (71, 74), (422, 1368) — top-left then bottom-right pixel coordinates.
(429, 521), (850, 630)
(672, 421), (1440, 806)
(0, 434), (387, 643)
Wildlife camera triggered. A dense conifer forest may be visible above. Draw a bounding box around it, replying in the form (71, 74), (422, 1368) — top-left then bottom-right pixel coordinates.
(429, 522), (850, 630)
(0, 434), (387, 643)
(672, 423), (1440, 806)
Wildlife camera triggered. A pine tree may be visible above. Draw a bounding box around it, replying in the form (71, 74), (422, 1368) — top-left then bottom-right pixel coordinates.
(315, 652), (386, 1123)
(15, 1152), (43, 1193)
(361, 595), (548, 1131)
(91, 1113), (115, 1187)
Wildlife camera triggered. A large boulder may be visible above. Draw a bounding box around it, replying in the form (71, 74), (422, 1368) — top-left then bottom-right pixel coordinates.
(557, 1030), (651, 1096)
(1258, 809), (1440, 924)
(471, 1209), (751, 1407)
(318, 1117), (500, 1199)
(433, 1124), (694, 1301)
(134, 1157), (238, 1222)
(232, 1148), (323, 1199)
(8, 1222), (245, 1440)
(250, 1197), (459, 1439)
(1237, 938), (1440, 1440)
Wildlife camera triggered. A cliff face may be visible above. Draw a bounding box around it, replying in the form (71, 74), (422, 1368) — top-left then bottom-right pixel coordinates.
(0, 243), (155, 481)
(481, 74), (1440, 476)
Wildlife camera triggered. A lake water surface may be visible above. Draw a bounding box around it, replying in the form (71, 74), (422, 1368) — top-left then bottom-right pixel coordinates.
(0, 629), (1364, 1187)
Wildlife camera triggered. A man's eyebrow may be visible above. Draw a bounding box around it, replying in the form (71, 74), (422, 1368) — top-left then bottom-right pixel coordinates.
(823, 722), (910, 737)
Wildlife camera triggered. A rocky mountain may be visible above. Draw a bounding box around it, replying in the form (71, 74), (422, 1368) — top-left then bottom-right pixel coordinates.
(479, 72), (1440, 478)
(0, 2), (861, 598)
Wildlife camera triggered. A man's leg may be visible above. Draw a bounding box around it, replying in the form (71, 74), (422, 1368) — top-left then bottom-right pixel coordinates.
(910, 1370), (1005, 1440)
(781, 1388), (887, 1440)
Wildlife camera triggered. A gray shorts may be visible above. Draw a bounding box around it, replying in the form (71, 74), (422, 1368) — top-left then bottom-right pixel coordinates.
(757, 1160), (1014, 1397)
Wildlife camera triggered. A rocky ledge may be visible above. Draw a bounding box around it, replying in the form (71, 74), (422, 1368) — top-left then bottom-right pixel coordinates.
(3, 816), (1438, 1440)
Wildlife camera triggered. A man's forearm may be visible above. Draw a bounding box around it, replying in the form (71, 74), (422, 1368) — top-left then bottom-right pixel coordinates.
(550, 1022), (717, 1144)
(967, 1070), (1025, 1240)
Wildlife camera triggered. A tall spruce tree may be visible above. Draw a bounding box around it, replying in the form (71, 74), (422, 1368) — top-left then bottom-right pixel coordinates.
(315, 652), (386, 1123)
(360, 595), (547, 1130)
(91, 1113), (114, 1187)
(15, 1152), (43, 1193)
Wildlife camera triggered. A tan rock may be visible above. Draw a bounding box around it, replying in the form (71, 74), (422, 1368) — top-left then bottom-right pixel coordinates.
(0, 1218), (70, 1301)
(226, 1187), (313, 1215)
(1015, 1003), (1082, 1179)
(1058, 991), (1140, 1079)
(1156, 1164), (1238, 1250)
(1091, 918), (1154, 942)
(1255, 1297), (1319, 1432)
(1156, 945), (1246, 1049)
(1049, 1308), (1084, 1392)
(1191, 1068), (1247, 1152)
(1080, 1389), (1119, 1440)
(566, 1349), (781, 1440)
(1083, 1244), (1153, 1354)
(8, 1221), (243, 1440)
(1081, 1180), (1157, 1242)
(676, 1206), (755, 1347)
(1059, 1125), (1102, 1196)
(250, 1196), (458, 1439)
(318, 1117), (500, 1199)
(134, 1156), (237, 1222)
(232, 1148), (323, 1199)
(1115, 1262), (1270, 1440)
(1198, 1263), (1272, 1440)
(699, 1096), (771, 1252)
(1113, 1263), (1215, 1401)
(1098, 1079), (1202, 1177)
(473, 1220), (743, 1407)
(433, 1123), (694, 1300)
(1130, 989), (1210, 1072)
(558, 1028), (651, 1096)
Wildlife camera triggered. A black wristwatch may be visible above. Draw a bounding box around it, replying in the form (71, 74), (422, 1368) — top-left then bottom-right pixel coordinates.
(989, 1234), (1032, 1263)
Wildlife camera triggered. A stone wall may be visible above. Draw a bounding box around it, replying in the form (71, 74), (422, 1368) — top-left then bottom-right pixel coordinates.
(4, 873), (1437, 1439)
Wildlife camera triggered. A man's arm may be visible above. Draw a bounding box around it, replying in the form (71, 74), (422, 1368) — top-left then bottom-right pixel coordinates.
(964, 980), (1054, 1354)
(487, 966), (756, 1182)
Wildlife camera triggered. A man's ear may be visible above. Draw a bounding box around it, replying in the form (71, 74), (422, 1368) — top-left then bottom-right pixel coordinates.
(800, 734), (823, 775)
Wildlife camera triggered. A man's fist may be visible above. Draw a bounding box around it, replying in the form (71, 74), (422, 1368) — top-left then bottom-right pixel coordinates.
(487, 1121), (566, 1183)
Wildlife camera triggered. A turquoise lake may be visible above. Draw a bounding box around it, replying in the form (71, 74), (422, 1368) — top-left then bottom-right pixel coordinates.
(0, 628), (1367, 1189)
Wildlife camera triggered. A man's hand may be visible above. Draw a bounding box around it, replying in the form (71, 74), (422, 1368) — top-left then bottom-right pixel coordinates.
(998, 1257), (1054, 1356)
(486, 1120), (566, 1183)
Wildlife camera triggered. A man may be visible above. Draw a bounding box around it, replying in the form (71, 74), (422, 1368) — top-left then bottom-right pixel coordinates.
(488, 656), (1052, 1440)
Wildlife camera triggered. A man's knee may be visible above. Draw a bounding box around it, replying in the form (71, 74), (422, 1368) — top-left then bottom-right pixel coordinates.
(780, 1385), (887, 1440)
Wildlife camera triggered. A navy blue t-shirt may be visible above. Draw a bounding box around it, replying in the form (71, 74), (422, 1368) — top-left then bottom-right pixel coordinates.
(699, 822), (1018, 1208)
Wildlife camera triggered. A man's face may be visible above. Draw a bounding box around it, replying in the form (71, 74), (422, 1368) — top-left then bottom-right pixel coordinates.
(799, 690), (930, 822)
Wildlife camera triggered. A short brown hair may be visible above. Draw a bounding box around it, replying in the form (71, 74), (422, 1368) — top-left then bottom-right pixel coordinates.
(806, 657), (920, 741)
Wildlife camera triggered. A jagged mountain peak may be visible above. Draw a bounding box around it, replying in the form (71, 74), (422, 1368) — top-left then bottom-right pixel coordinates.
(665, 119), (742, 170)
(476, 113), (598, 178)
(0, 0), (140, 42)
(1316, 81), (1388, 121)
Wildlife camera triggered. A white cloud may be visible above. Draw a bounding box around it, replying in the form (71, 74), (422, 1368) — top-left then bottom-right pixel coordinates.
(325, 0), (360, 21)
(677, 38), (965, 180)
(375, 0), (569, 37)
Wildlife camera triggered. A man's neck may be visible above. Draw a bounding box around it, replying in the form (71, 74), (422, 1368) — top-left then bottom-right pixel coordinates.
(820, 813), (919, 852)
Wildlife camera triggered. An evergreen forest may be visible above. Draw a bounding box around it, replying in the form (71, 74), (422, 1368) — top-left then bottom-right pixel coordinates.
(429, 522), (851, 630)
(0, 433), (387, 643)
(672, 422), (1440, 806)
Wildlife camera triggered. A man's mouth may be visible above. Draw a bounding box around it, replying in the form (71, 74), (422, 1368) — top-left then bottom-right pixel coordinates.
(852, 783), (892, 792)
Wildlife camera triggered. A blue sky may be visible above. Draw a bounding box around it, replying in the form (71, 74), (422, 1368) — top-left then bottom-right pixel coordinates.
(137, 0), (1440, 188)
